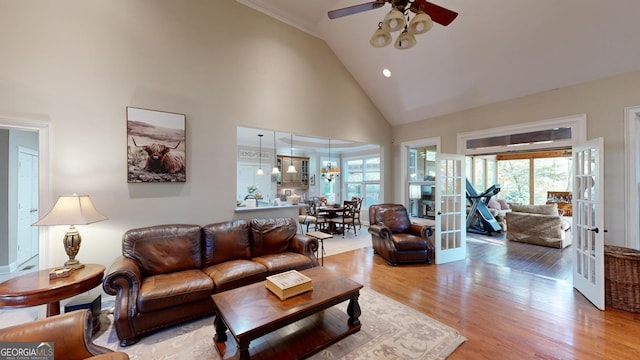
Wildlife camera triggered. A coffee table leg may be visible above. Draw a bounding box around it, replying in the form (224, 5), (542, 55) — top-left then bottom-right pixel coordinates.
(347, 293), (361, 326)
(238, 339), (251, 360)
(47, 301), (61, 317)
(214, 314), (228, 342)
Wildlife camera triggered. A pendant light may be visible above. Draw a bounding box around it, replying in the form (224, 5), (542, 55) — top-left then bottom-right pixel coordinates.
(256, 134), (264, 176)
(286, 133), (297, 173)
(271, 131), (280, 175)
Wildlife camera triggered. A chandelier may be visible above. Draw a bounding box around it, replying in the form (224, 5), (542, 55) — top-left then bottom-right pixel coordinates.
(321, 139), (340, 182)
(370, 2), (433, 50)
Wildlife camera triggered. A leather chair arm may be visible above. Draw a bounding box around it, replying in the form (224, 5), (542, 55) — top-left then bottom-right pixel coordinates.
(407, 223), (434, 239)
(368, 224), (391, 239)
(0, 310), (127, 360)
(288, 234), (320, 267)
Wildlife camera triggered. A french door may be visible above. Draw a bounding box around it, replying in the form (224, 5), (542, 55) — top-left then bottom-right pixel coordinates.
(434, 153), (466, 264)
(572, 138), (605, 310)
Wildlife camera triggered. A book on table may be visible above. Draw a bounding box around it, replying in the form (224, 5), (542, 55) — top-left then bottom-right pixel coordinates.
(266, 270), (313, 300)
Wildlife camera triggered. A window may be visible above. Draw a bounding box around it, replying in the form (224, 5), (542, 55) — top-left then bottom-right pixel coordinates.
(344, 156), (380, 208)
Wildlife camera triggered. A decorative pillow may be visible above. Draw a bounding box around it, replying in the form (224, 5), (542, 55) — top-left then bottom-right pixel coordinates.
(487, 198), (501, 210)
(509, 203), (558, 215)
(497, 199), (510, 210)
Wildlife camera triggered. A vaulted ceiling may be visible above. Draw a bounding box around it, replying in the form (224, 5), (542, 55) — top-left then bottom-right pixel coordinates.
(238, 0), (640, 126)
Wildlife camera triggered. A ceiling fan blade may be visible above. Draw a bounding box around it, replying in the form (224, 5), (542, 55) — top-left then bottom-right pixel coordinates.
(328, 0), (387, 20)
(410, 0), (458, 26)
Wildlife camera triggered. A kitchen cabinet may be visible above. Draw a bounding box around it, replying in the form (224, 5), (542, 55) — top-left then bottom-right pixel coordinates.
(277, 155), (309, 189)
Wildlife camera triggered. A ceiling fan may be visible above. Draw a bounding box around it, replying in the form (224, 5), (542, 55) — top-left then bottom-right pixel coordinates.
(328, 0), (458, 49)
(328, 0), (457, 25)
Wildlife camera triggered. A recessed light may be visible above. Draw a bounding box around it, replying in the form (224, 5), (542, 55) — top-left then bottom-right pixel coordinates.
(382, 68), (391, 78)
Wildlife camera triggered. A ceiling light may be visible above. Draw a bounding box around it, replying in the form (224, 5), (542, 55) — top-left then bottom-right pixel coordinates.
(394, 29), (416, 50)
(408, 11), (433, 34)
(287, 133), (297, 173)
(271, 132), (280, 175)
(382, 68), (392, 78)
(256, 134), (264, 176)
(381, 8), (405, 32)
(370, 23), (391, 48)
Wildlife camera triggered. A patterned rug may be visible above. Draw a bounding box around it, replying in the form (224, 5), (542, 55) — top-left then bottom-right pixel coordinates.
(94, 288), (466, 359)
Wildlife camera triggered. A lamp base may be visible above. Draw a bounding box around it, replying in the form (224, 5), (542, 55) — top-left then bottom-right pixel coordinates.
(63, 260), (85, 270)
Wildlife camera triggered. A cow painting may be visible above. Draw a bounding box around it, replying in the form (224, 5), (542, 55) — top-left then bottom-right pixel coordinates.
(127, 107), (186, 183)
(132, 138), (185, 174)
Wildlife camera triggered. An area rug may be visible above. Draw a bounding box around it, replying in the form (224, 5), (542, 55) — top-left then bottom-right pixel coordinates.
(93, 288), (466, 359)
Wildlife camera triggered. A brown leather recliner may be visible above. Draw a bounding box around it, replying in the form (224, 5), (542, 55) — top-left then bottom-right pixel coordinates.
(0, 310), (129, 360)
(368, 204), (435, 266)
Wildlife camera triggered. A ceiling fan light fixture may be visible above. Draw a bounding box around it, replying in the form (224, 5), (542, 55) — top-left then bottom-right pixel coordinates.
(370, 26), (391, 47)
(394, 29), (416, 49)
(381, 9), (405, 32)
(408, 11), (433, 34)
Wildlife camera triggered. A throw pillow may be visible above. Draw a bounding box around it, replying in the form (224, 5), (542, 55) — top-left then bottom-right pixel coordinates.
(487, 198), (501, 210)
(497, 199), (510, 210)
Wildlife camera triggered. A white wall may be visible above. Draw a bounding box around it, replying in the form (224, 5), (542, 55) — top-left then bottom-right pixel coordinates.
(0, 0), (391, 269)
(393, 71), (640, 247)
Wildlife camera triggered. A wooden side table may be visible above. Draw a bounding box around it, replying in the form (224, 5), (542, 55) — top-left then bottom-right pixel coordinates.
(306, 231), (333, 266)
(0, 264), (105, 317)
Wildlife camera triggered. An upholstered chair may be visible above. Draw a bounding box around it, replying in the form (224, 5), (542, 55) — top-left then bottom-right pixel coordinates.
(368, 204), (435, 266)
(0, 310), (129, 360)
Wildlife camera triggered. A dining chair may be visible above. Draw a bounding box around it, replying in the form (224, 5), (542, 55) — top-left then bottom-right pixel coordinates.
(332, 200), (358, 237)
(352, 196), (363, 229)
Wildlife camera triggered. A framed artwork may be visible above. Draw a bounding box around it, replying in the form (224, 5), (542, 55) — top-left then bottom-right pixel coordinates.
(285, 190), (292, 196)
(310, 174), (316, 185)
(127, 107), (186, 183)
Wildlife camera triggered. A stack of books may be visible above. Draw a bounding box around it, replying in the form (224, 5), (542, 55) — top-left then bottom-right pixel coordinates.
(266, 270), (313, 300)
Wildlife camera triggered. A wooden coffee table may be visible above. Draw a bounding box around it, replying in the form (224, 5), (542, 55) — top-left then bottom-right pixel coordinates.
(0, 264), (105, 317)
(212, 266), (363, 360)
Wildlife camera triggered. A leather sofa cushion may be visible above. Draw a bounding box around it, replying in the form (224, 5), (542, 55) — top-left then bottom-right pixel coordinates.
(392, 233), (429, 251)
(202, 220), (251, 266)
(137, 269), (213, 313)
(250, 218), (297, 257)
(252, 252), (313, 274)
(375, 206), (411, 233)
(203, 260), (268, 292)
(123, 224), (203, 277)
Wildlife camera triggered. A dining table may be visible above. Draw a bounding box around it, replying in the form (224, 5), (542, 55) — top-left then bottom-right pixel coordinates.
(316, 205), (344, 234)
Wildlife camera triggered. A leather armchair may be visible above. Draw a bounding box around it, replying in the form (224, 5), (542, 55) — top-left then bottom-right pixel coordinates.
(0, 310), (129, 360)
(368, 204), (435, 266)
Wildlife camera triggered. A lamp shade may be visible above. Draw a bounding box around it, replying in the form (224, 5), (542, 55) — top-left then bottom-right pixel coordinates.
(408, 11), (433, 34)
(370, 27), (392, 47)
(33, 194), (107, 226)
(381, 9), (406, 32)
(394, 30), (416, 49)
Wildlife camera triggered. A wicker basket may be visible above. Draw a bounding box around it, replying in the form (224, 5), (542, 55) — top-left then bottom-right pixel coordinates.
(605, 245), (640, 312)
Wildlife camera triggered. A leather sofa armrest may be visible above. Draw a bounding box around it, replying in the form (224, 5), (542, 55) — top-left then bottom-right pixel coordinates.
(368, 224), (391, 239)
(103, 256), (142, 296)
(288, 234), (320, 267)
(0, 310), (123, 360)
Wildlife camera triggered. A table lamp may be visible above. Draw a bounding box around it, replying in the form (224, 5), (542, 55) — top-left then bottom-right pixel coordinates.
(33, 194), (107, 270)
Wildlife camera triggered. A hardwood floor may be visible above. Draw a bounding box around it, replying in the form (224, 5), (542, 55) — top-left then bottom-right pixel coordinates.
(322, 243), (640, 359)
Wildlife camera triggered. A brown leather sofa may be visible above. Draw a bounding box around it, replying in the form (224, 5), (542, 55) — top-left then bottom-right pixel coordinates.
(368, 204), (435, 265)
(103, 217), (318, 346)
(0, 310), (129, 360)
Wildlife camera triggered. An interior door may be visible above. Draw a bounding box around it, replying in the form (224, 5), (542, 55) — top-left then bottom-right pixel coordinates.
(572, 138), (605, 310)
(434, 153), (466, 264)
(17, 147), (39, 265)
